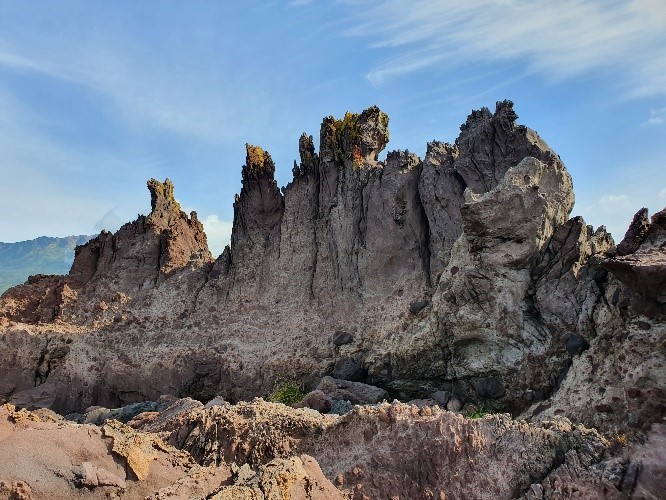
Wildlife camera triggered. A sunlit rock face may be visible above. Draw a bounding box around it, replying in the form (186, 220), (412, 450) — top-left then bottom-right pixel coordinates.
(0, 102), (662, 448)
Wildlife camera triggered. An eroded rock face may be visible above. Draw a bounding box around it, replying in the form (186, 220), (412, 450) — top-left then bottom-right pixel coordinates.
(136, 398), (620, 500)
(0, 102), (663, 448)
(603, 207), (666, 304)
(0, 178), (213, 326)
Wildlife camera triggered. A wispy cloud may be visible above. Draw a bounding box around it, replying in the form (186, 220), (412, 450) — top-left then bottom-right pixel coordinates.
(595, 194), (631, 211)
(642, 107), (666, 126)
(342, 0), (666, 96)
(0, 33), (276, 143)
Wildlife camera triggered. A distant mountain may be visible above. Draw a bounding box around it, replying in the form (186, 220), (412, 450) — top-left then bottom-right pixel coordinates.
(0, 235), (92, 294)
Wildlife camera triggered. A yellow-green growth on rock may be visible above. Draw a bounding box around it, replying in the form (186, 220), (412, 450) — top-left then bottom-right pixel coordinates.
(243, 143), (276, 182)
(147, 178), (181, 213)
(332, 111), (360, 144)
(246, 144), (266, 170)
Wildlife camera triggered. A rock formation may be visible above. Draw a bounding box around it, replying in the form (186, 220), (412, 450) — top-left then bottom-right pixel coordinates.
(2, 398), (663, 499)
(0, 101), (664, 497)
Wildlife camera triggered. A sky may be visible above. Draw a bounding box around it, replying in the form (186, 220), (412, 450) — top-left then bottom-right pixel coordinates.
(0, 0), (664, 256)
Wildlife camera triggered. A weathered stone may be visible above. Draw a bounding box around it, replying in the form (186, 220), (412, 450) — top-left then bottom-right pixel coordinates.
(293, 390), (332, 414)
(317, 376), (388, 405)
(331, 355), (365, 382)
(331, 331), (353, 346)
(617, 207), (650, 256)
(408, 300), (429, 314)
(603, 207), (666, 304)
(329, 399), (353, 415)
(430, 390), (451, 406)
(0, 102), (663, 454)
(565, 334), (590, 356)
(446, 397), (462, 412)
(72, 461), (126, 489)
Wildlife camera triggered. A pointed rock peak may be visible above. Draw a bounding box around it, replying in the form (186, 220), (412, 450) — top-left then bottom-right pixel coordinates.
(617, 208), (650, 256)
(459, 100), (517, 133)
(295, 133), (318, 178)
(321, 106), (389, 167)
(147, 178), (181, 214)
(242, 144), (276, 183)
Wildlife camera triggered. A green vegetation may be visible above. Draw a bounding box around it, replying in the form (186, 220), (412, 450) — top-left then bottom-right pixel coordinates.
(465, 404), (495, 419)
(332, 111), (360, 144)
(268, 380), (306, 406)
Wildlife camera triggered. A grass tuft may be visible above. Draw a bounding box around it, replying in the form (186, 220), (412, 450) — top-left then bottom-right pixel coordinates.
(268, 380), (306, 406)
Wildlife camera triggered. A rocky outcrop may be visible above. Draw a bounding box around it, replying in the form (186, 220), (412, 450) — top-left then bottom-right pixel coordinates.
(211, 455), (344, 500)
(523, 208), (665, 433)
(0, 101), (663, 453)
(0, 178), (212, 325)
(2, 392), (665, 498)
(603, 207), (666, 305)
(0, 403), (231, 499)
(135, 397), (630, 500)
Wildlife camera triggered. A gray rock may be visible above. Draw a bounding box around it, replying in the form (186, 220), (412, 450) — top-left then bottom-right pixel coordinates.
(616, 208), (650, 256)
(329, 399), (353, 415)
(565, 335), (590, 356)
(446, 397), (462, 412)
(2, 101), (660, 441)
(430, 391), (451, 406)
(407, 398), (438, 409)
(331, 353), (365, 381)
(409, 300), (429, 314)
(204, 395), (228, 408)
(317, 376), (388, 405)
(332, 331), (354, 346)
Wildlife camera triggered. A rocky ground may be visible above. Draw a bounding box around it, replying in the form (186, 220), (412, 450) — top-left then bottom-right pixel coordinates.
(0, 101), (664, 498)
(1, 397), (663, 499)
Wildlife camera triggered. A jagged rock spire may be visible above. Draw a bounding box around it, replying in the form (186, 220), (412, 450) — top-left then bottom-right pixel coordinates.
(242, 144), (276, 184)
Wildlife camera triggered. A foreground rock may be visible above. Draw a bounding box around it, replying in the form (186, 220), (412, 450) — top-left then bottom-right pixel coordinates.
(5, 399), (664, 499)
(0, 404), (229, 499)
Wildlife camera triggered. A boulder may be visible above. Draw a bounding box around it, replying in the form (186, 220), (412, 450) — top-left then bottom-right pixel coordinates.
(316, 377), (388, 405)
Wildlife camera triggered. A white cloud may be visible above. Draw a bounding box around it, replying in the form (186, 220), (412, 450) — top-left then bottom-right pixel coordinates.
(342, 0), (666, 96)
(0, 32), (276, 143)
(597, 194), (630, 211)
(202, 215), (233, 257)
(642, 107), (666, 126)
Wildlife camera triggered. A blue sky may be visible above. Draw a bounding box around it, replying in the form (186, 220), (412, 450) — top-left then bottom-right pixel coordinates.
(0, 0), (664, 256)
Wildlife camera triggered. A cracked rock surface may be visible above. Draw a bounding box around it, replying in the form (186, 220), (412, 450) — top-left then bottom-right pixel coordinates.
(0, 101), (664, 498)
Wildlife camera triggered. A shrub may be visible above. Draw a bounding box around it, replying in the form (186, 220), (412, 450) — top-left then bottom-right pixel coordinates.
(465, 404), (493, 419)
(268, 380), (306, 406)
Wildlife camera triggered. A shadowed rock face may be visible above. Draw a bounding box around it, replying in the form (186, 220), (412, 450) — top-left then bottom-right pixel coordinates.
(0, 102), (663, 442)
(603, 207), (666, 304)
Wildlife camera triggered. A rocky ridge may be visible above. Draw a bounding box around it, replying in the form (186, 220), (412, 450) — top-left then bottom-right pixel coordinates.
(0, 101), (664, 497)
